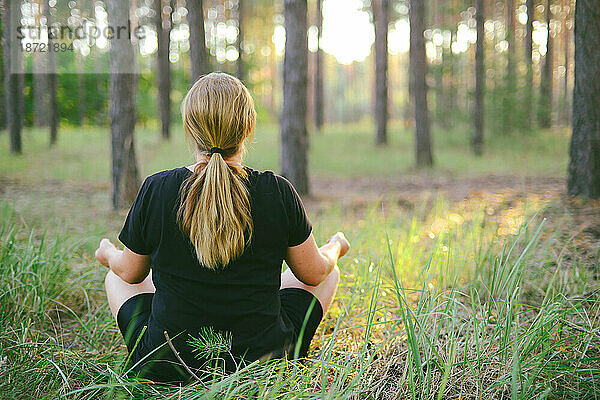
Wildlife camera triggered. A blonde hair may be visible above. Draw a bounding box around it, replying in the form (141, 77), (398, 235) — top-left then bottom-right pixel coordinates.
(178, 72), (256, 269)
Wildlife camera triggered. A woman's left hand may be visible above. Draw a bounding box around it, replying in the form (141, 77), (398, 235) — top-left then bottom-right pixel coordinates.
(95, 238), (118, 268)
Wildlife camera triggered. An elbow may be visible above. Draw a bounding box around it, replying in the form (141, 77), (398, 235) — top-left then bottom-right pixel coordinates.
(119, 271), (147, 284)
(300, 275), (325, 287)
(301, 263), (331, 286)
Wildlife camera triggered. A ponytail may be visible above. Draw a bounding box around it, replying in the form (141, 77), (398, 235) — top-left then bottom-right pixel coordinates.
(178, 72), (256, 269)
(178, 154), (252, 269)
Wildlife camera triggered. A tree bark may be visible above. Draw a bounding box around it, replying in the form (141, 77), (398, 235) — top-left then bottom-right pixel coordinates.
(187, 0), (210, 84)
(567, 0), (600, 198)
(155, 0), (172, 139)
(280, 0), (309, 195)
(409, 0), (433, 166)
(525, 0), (534, 129)
(473, 0), (484, 155)
(539, 0), (553, 128)
(372, 0), (388, 146)
(107, 0), (140, 209)
(314, 0), (324, 131)
(4, 0), (23, 154)
(236, 0), (245, 82)
(46, 0), (58, 146)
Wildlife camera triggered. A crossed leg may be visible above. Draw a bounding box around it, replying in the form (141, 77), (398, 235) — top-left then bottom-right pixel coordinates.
(105, 265), (340, 322)
(105, 270), (155, 321)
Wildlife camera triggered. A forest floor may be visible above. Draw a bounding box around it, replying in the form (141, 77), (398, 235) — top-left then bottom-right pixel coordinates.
(1, 125), (599, 399)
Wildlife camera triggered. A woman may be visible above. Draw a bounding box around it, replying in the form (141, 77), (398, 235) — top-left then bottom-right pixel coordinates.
(95, 72), (350, 382)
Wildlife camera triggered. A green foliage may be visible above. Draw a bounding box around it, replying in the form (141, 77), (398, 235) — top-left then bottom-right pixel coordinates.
(188, 327), (234, 361)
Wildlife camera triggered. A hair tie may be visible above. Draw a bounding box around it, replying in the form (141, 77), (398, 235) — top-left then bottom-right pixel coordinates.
(209, 147), (225, 156)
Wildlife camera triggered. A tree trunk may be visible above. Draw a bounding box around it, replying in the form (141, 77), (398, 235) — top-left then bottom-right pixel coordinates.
(539, 0), (553, 128)
(473, 0), (485, 155)
(504, 0), (515, 132)
(188, 0), (210, 84)
(525, 0), (534, 129)
(32, 2), (48, 128)
(433, 0), (444, 128)
(236, 0), (245, 82)
(48, 73), (58, 146)
(567, 0), (600, 198)
(372, 0), (389, 146)
(314, 0), (324, 131)
(46, 0), (58, 146)
(280, 0), (309, 195)
(409, 0), (433, 167)
(155, 0), (172, 139)
(0, 12), (5, 131)
(107, 0), (140, 209)
(561, 0), (570, 124)
(4, 0), (23, 154)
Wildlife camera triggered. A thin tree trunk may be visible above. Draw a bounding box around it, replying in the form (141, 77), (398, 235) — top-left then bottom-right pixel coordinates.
(0, 11), (5, 132)
(561, 0), (570, 124)
(4, 0), (23, 154)
(525, 0), (534, 129)
(539, 0), (553, 128)
(33, 2), (48, 128)
(188, 0), (209, 84)
(48, 71), (58, 145)
(433, 0), (444, 128)
(314, 0), (324, 131)
(409, 0), (433, 166)
(236, 0), (244, 81)
(372, 0), (388, 146)
(504, 0), (516, 132)
(46, 0), (58, 145)
(568, 0), (600, 198)
(155, 0), (172, 139)
(107, 0), (140, 209)
(473, 0), (485, 155)
(280, 0), (309, 195)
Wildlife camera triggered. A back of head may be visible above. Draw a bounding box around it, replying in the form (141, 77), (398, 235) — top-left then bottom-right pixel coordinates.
(178, 72), (257, 269)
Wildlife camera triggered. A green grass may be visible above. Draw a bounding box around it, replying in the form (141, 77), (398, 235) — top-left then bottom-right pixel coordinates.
(0, 122), (569, 185)
(0, 124), (598, 399)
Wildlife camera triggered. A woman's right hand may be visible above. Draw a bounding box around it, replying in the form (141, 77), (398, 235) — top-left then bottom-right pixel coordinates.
(329, 232), (350, 258)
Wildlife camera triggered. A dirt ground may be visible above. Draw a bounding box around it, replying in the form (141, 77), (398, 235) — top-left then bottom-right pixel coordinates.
(310, 174), (566, 202)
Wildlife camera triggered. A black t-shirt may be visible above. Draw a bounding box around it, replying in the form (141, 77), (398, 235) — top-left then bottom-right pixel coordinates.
(118, 166), (312, 365)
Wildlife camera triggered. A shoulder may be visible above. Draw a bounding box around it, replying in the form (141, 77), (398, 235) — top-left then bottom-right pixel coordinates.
(143, 167), (191, 188)
(245, 167), (294, 195)
(135, 168), (191, 203)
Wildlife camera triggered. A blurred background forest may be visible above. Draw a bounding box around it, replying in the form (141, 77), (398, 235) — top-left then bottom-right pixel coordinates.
(1, 0), (574, 162)
(1, 0), (571, 129)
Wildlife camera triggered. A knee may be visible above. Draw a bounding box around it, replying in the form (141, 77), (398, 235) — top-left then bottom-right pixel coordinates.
(329, 264), (340, 285)
(104, 269), (118, 290)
